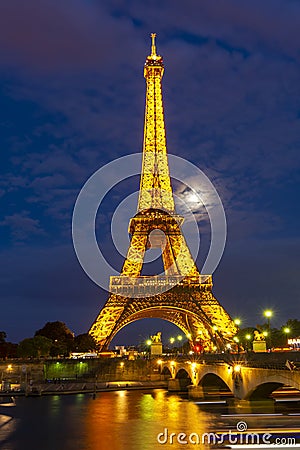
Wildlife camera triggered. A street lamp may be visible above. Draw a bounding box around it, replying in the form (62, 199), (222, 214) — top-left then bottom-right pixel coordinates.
(245, 334), (252, 351)
(177, 335), (183, 354)
(233, 336), (240, 353)
(145, 339), (152, 359)
(234, 364), (241, 373)
(169, 337), (175, 354)
(234, 319), (241, 326)
(283, 327), (290, 345)
(264, 310), (273, 327)
(263, 310), (273, 347)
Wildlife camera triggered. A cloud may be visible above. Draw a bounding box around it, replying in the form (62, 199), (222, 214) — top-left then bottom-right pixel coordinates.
(0, 211), (46, 241)
(117, 0), (300, 59)
(0, 0), (136, 72)
(0, 0), (299, 345)
(214, 237), (300, 327)
(0, 244), (106, 341)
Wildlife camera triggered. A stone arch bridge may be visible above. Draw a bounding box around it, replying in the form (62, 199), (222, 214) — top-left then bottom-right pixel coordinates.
(160, 359), (300, 400)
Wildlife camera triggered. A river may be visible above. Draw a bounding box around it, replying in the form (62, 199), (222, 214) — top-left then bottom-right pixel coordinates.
(1, 390), (300, 449)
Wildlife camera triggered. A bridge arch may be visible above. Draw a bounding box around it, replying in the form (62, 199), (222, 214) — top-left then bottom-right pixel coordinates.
(175, 368), (191, 379)
(175, 367), (192, 390)
(161, 366), (172, 378)
(246, 382), (284, 400)
(199, 372), (233, 397)
(243, 370), (300, 401)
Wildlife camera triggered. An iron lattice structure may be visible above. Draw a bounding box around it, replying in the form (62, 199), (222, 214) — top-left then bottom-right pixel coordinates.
(89, 34), (238, 351)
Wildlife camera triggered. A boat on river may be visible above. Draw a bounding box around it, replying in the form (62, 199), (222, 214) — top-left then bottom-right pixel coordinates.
(0, 395), (16, 414)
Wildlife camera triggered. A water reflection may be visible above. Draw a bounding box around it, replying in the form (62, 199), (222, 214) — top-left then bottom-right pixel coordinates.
(0, 414), (16, 450)
(2, 390), (300, 450)
(85, 390), (210, 450)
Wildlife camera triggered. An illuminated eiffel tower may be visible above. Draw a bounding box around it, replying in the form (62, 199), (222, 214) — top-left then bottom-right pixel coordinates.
(89, 34), (238, 352)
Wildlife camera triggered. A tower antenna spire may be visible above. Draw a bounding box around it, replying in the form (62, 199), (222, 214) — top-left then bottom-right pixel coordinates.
(151, 32), (157, 56)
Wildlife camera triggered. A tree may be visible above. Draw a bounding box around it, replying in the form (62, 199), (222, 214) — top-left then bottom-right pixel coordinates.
(236, 327), (257, 350)
(73, 333), (97, 352)
(270, 328), (285, 348)
(17, 336), (52, 358)
(0, 331), (6, 344)
(35, 321), (74, 341)
(0, 342), (17, 359)
(17, 339), (35, 358)
(0, 332), (18, 359)
(35, 321), (74, 356)
(283, 319), (300, 338)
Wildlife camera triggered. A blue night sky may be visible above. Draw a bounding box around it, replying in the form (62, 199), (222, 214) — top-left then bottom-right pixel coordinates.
(0, 0), (300, 345)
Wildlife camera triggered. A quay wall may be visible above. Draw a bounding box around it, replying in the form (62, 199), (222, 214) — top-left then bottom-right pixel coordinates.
(2, 351), (300, 390)
(0, 358), (158, 386)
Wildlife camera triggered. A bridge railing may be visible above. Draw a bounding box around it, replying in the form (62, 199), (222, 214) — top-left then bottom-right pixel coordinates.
(159, 353), (300, 371)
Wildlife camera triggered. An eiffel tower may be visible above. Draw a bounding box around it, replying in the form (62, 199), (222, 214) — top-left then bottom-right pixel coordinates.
(89, 34), (238, 352)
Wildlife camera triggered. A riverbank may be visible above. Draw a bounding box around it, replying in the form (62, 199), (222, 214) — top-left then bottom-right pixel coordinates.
(1, 380), (168, 397)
